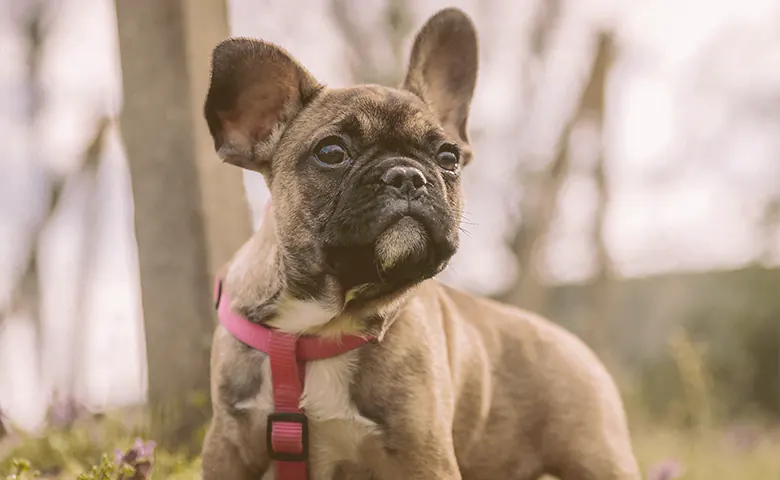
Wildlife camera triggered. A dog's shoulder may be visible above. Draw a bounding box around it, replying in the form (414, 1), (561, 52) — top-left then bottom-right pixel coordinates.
(429, 281), (564, 342)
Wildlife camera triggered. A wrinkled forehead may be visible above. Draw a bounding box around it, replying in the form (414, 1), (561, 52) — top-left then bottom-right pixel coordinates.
(301, 85), (447, 147)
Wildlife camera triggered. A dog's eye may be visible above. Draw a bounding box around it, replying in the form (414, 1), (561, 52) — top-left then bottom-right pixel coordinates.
(436, 144), (460, 171)
(313, 139), (350, 167)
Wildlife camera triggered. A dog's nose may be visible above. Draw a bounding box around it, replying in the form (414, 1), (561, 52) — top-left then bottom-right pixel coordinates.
(381, 166), (427, 192)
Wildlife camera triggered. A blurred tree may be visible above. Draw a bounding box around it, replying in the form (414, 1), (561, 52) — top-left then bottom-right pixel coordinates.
(0, 0), (116, 431)
(66, 118), (110, 415)
(495, 0), (568, 313)
(581, 33), (616, 355)
(1, 0), (110, 428)
(331, 0), (413, 85)
(115, 0), (252, 449)
(498, 22), (617, 351)
(2, 0), (51, 384)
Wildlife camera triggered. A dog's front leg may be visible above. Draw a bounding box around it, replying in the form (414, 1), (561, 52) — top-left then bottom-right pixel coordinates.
(202, 421), (269, 480)
(351, 313), (464, 480)
(357, 432), (462, 480)
(388, 446), (462, 480)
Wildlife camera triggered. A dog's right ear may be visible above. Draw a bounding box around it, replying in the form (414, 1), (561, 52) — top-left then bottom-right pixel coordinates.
(204, 39), (322, 173)
(403, 9), (478, 156)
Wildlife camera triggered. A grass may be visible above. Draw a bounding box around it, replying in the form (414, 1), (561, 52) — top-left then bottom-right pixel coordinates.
(0, 412), (201, 480)
(2, 327), (778, 479)
(632, 424), (780, 480)
(2, 412), (779, 479)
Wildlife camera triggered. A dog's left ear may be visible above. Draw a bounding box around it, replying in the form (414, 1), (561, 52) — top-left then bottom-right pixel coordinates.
(403, 8), (478, 157)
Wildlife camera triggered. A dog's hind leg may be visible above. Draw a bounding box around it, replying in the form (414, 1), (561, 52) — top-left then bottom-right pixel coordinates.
(543, 426), (641, 480)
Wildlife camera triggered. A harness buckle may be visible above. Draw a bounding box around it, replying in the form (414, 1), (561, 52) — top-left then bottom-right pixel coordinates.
(266, 411), (309, 462)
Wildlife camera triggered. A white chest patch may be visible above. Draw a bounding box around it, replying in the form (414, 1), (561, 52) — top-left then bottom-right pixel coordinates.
(268, 297), (341, 333)
(234, 349), (375, 424)
(234, 341), (378, 478)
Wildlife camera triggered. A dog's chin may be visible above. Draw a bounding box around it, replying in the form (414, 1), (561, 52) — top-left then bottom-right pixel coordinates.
(368, 215), (453, 288)
(374, 217), (429, 272)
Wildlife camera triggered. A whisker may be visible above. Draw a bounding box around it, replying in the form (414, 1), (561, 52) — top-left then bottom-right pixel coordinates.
(458, 226), (474, 238)
(460, 211), (478, 226)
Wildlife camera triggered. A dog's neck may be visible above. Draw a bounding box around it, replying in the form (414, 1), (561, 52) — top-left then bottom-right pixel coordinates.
(223, 205), (415, 339)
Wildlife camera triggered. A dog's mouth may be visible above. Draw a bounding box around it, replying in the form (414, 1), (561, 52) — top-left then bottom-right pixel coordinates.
(322, 204), (456, 292)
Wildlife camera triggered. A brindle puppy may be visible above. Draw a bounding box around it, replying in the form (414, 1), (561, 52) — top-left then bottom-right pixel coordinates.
(201, 8), (640, 480)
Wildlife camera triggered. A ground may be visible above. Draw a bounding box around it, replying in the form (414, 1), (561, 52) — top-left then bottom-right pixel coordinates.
(1, 409), (779, 479)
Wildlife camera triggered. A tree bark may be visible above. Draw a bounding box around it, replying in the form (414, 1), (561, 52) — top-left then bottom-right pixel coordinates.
(494, 0), (568, 311)
(502, 127), (572, 312)
(67, 119), (110, 405)
(115, 0), (251, 449)
(498, 31), (615, 322)
(581, 33), (615, 355)
(1, 0), (52, 395)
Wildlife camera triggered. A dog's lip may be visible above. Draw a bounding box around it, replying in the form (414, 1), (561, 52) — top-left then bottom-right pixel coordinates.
(384, 204), (430, 230)
(321, 196), (443, 251)
(384, 197), (430, 219)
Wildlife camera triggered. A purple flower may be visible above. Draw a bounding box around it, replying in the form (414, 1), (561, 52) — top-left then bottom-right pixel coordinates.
(647, 459), (684, 480)
(133, 438), (157, 460)
(114, 438), (156, 480)
(114, 448), (125, 465)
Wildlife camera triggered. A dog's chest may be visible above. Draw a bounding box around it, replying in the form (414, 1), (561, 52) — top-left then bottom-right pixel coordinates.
(235, 349), (378, 478)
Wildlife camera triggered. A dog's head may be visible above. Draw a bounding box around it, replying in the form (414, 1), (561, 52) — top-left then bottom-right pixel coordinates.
(205, 8), (478, 329)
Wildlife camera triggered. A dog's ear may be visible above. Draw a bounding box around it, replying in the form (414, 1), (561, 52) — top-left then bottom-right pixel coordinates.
(403, 8), (478, 152)
(204, 39), (322, 173)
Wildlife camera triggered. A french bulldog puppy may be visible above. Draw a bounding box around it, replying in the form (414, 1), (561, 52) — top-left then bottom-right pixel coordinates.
(201, 8), (640, 480)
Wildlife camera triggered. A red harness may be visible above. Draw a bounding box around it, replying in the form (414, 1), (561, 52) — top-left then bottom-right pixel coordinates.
(214, 278), (375, 479)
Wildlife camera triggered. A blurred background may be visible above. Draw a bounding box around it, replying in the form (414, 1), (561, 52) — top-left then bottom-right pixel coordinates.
(0, 0), (778, 478)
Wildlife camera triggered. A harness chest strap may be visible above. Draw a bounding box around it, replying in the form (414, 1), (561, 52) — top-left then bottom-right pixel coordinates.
(214, 278), (375, 480)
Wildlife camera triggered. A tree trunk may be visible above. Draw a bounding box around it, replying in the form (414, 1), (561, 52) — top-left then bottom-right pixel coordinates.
(581, 33), (615, 356)
(498, 32), (616, 324)
(494, 0), (568, 311)
(0, 0), (52, 402)
(115, 0), (252, 449)
(502, 130), (572, 311)
(67, 119), (110, 405)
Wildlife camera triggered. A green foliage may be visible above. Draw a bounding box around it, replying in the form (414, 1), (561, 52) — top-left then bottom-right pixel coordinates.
(685, 267), (780, 418)
(73, 455), (133, 480)
(5, 459), (40, 480)
(0, 413), (202, 480)
(638, 267), (780, 424)
(10, 422), (778, 479)
(2, 400), (779, 479)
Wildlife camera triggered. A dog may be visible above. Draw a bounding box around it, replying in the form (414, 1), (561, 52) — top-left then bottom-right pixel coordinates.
(200, 8), (640, 480)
